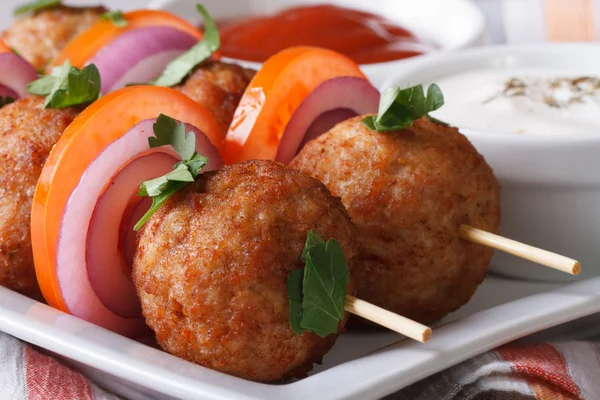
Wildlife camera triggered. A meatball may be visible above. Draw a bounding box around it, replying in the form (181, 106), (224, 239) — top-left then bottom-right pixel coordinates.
(290, 116), (501, 323)
(174, 61), (255, 133)
(133, 160), (358, 381)
(0, 96), (79, 297)
(2, 5), (106, 70)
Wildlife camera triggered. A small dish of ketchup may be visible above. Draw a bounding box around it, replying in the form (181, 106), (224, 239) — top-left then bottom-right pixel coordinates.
(148, 0), (485, 85)
(218, 4), (435, 65)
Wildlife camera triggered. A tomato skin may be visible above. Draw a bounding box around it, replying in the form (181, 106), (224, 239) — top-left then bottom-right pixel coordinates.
(223, 46), (366, 164)
(0, 40), (12, 54)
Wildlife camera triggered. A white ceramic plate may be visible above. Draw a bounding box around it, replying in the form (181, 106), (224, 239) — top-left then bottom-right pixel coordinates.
(2, 275), (600, 400)
(147, 0), (485, 86)
(1, 3), (597, 399)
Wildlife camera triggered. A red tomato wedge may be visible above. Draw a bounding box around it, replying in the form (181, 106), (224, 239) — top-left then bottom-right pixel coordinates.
(52, 10), (202, 70)
(223, 46), (379, 164)
(31, 86), (223, 337)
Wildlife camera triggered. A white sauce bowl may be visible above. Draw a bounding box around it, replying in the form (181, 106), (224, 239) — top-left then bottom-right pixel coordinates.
(148, 0), (485, 86)
(384, 43), (600, 282)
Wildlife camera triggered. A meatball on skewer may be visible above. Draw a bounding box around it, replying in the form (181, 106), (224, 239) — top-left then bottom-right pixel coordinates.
(133, 160), (359, 381)
(291, 116), (501, 323)
(3, 5), (106, 70)
(133, 160), (431, 381)
(292, 108), (579, 324)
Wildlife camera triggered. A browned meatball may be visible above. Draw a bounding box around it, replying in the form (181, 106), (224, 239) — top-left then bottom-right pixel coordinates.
(2, 5), (106, 70)
(133, 160), (358, 381)
(290, 116), (501, 324)
(0, 96), (79, 297)
(174, 61), (255, 133)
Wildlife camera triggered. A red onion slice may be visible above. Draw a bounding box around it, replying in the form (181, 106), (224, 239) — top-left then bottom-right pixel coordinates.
(87, 152), (176, 318)
(0, 84), (19, 101)
(0, 51), (38, 99)
(56, 119), (222, 333)
(275, 77), (380, 165)
(88, 26), (199, 94)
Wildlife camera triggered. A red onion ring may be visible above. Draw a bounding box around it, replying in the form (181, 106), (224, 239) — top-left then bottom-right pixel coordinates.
(55, 119), (222, 333)
(0, 51), (38, 99)
(88, 26), (199, 94)
(0, 84), (19, 101)
(87, 151), (176, 318)
(275, 77), (380, 164)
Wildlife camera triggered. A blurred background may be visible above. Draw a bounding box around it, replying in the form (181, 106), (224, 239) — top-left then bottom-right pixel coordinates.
(476, 0), (599, 43)
(1, 0), (599, 44)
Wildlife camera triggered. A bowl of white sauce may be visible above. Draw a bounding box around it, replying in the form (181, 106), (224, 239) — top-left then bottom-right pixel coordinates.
(383, 43), (600, 282)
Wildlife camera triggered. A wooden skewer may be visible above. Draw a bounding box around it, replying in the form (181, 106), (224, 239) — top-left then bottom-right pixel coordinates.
(459, 225), (581, 276)
(344, 295), (432, 343)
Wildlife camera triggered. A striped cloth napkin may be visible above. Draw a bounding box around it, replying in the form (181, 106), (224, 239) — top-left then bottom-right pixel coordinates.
(392, 341), (600, 399)
(0, 332), (117, 400)
(3, 328), (599, 400)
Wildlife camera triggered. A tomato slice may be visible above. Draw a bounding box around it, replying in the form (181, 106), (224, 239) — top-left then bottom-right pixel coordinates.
(52, 10), (202, 70)
(0, 39), (12, 54)
(31, 86), (222, 315)
(223, 46), (366, 164)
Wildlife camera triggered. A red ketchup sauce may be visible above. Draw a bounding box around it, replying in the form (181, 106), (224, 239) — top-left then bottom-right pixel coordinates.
(218, 4), (434, 65)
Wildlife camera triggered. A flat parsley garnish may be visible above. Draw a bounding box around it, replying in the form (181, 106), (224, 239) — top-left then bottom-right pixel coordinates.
(134, 114), (207, 230)
(101, 10), (128, 27)
(361, 84), (446, 132)
(14, 0), (60, 16)
(151, 4), (220, 87)
(287, 231), (349, 338)
(27, 60), (101, 109)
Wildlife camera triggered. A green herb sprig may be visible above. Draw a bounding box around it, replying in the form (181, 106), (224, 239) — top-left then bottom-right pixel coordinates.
(287, 231), (349, 338)
(361, 84), (446, 132)
(151, 4), (220, 87)
(134, 114), (208, 230)
(27, 60), (101, 109)
(14, 0), (60, 16)
(101, 10), (128, 27)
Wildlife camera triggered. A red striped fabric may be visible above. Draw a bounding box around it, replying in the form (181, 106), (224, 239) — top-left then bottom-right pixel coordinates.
(390, 339), (600, 399)
(496, 343), (580, 399)
(23, 345), (94, 400)
(0, 332), (115, 400)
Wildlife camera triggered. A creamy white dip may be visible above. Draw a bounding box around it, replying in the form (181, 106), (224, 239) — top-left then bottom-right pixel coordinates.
(430, 69), (600, 136)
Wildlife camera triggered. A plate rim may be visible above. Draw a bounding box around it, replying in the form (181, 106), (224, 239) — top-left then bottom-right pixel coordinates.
(1, 276), (599, 400)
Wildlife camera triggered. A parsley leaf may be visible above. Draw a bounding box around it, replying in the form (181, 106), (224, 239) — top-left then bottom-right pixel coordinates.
(14, 0), (60, 16)
(101, 10), (128, 27)
(27, 61), (101, 109)
(361, 84), (446, 132)
(137, 163), (195, 197)
(287, 231), (349, 338)
(134, 114), (208, 230)
(149, 114), (196, 160)
(0, 97), (15, 109)
(151, 4), (220, 87)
